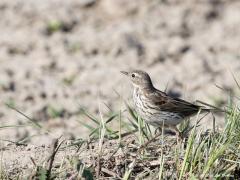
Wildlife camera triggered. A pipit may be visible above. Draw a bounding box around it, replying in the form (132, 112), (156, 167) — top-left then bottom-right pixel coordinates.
(121, 70), (211, 139)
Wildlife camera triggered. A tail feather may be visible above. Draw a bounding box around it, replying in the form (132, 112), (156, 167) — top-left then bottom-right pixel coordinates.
(196, 100), (228, 114)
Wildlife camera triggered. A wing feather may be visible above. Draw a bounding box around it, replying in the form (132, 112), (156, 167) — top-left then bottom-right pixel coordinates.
(145, 89), (205, 117)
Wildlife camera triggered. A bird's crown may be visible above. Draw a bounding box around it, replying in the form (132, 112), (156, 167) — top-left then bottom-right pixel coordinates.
(121, 70), (153, 88)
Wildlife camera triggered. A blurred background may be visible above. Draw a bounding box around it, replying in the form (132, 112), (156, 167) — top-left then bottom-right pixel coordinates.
(0, 0), (240, 145)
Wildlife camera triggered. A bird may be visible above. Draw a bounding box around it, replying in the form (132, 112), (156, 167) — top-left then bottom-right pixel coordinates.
(121, 70), (212, 139)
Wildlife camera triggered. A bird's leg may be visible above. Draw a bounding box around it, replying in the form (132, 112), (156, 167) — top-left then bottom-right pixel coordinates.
(138, 131), (162, 152)
(169, 126), (183, 141)
(154, 126), (162, 135)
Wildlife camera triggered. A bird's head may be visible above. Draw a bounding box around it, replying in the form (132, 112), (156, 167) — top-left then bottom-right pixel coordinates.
(120, 70), (153, 89)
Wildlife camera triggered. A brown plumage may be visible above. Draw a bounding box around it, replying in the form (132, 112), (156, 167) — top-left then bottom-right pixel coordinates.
(121, 70), (210, 137)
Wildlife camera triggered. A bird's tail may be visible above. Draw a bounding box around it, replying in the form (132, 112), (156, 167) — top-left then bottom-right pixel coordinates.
(196, 100), (229, 114)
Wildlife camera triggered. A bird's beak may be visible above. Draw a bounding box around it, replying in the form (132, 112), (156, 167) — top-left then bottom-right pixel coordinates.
(120, 71), (129, 76)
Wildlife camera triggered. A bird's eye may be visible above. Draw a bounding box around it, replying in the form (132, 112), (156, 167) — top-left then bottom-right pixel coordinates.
(131, 74), (135, 78)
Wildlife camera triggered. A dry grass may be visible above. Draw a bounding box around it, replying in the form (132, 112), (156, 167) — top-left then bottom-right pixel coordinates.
(1, 98), (240, 179)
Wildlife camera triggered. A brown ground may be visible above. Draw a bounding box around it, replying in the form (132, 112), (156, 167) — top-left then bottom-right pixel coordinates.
(0, 0), (240, 177)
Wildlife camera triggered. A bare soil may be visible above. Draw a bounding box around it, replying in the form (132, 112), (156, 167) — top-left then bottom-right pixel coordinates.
(0, 0), (240, 177)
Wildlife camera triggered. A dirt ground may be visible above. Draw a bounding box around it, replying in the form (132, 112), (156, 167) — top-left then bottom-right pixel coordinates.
(0, 0), (240, 177)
